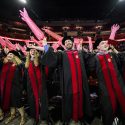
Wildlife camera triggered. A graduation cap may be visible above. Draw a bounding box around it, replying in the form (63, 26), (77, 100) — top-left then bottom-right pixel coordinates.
(8, 50), (21, 58)
(26, 43), (37, 51)
(62, 36), (74, 45)
(93, 38), (102, 49)
(26, 47), (31, 51)
(57, 46), (64, 51)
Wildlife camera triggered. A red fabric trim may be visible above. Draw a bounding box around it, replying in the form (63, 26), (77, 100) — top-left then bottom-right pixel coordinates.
(0, 63), (9, 97)
(35, 66), (42, 97)
(98, 55), (117, 113)
(105, 54), (125, 114)
(67, 51), (78, 121)
(28, 62), (39, 121)
(2, 63), (16, 111)
(73, 51), (83, 119)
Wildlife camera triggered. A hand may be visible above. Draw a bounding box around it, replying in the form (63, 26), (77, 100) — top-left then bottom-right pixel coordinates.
(30, 36), (42, 46)
(42, 27), (48, 30)
(77, 43), (82, 51)
(20, 8), (45, 41)
(83, 46), (89, 52)
(30, 36), (35, 40)
(26, 52), (30, 57)
(35, 50), (39, 57)
(3, 57), (8, 63)
(23, 45), (27, 50)
(87, 36), (92, 41)
(15, 44), (20, 50)
(111, 24), (120, 33)
(79, 38), (83, 44)
(109, 44), (115, 50)
(42, 38), (47, 46)
(13, 56), (22, 65)
(87, 36), (93, 52)
(19, 8), (30, 22)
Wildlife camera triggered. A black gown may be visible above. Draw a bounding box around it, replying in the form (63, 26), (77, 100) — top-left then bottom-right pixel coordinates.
(41, 47), (92, 123)
(23, 61), (48, 122)
(0, 62), (24, 112)
(86, 52), (125, 125)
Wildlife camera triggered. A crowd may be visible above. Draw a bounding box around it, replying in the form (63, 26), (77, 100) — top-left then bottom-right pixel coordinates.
(0, 8), (125, 125)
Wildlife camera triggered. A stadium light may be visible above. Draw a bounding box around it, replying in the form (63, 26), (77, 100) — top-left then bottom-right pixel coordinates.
(19, 0), (27, 4)
(119, 0), (125, 2)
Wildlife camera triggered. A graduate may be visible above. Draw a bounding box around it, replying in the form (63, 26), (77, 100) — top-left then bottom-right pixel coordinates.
(0, 44), (5, 121)
(41, 36), (92, 125)
(0, 50), (25, 125)
(23, 47), (48, 125)
(19, 8), (92, 124)
(86, 38), (125, 125)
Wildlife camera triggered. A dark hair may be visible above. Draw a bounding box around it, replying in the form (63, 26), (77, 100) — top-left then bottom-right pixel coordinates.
(93, 38), (102, 49)
(8, 50), (21, 58)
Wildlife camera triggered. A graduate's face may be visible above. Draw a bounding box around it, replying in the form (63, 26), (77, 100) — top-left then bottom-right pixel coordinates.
(7, 53), (14, 61)
(30, 49), (35, 57)
(97, 41), (109, 52)
(64, 39), (73, 50)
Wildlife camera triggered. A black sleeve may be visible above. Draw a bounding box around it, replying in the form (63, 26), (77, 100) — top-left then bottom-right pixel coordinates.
(117, 52), (125, 61)
(0, 52), (5, 71)
(17, 50), (25, 61)
(83, 52), (96, 74)
(0, 59), (3, 72)
(41, 47), (58, 68)
(117, 52), (125, 75)
(22, 68), (28, 92)
(20, 63), (27, 92)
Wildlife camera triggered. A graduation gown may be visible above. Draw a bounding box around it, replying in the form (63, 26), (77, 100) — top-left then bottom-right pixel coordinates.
(23, 61), (48, 121)
(86, 52), (125, 125)
(41, 47), (92, 123)
(0, 62), (23, 112)
(0, 51), (6, 108)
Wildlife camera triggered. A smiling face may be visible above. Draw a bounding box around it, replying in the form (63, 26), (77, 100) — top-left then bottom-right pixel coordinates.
(30, 48), (36, 58)
(64, 39), (73, 50)
(97, 41), (109, 52)
(7, 53), (14, 61)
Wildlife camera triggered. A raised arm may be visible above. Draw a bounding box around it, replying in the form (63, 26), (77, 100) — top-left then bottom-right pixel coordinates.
(42, 28), (66, 50)
(25, 52), (30, 68)
(16, 43), (27, 56)
(19, 8), (45, 40)
(30, 36), (42, 46)
(4, 38), (15, 50)
(0, 37), (6, 47)
(27, 38), (48, 52)
(108, 24), (120, 46)
(42, 28), (63, 41)
(109, 24), (120, 40)
(87, 36), (93, 52)
(27, 44), (44, 52)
